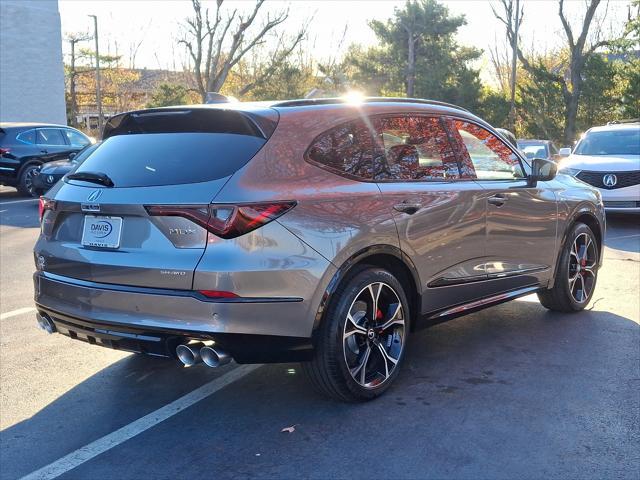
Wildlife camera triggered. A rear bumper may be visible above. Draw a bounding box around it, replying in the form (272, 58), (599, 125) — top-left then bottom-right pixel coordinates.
(35, 307), (313, 363)
(34, 271), (320, 361)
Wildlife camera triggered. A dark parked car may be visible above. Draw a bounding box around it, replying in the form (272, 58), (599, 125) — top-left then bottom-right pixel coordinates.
(517, 139), (560, 161)
(34, 98), (605, 401)
(32, 143), (100, 196)
(0, 123), (92, 196)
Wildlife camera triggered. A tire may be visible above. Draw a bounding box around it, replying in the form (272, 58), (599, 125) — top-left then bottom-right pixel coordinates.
(17, 163), (41, 197)
(537, 222), (599, 312)
(303, 267), (410, 402)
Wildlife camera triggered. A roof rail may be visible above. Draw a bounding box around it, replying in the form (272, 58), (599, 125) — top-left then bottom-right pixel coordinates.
(607, 118), (639, 125)
(271, 97), (470, 113)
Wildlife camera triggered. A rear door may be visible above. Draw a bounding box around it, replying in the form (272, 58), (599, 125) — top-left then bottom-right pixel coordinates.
(372, 114), (488, 315)
(36, 128), (71, 162)
(36, 108), (276, 290)
(448, 118), (557, 288)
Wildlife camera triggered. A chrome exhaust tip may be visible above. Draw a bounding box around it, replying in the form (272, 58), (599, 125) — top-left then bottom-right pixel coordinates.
(200, 345), (231, 368)
(176, 341), (206, 367)
(36, 313), (56, 334)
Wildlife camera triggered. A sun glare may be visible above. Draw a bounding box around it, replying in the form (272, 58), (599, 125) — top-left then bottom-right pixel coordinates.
(342, 90), (366, 105)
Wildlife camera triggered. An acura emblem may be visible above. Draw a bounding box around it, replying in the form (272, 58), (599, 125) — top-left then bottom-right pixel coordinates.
(602, 174), (617, 187)
(87, 189), (102, 202)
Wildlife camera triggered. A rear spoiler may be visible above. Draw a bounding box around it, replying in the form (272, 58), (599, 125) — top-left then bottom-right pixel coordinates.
(102, 107), (279, 141)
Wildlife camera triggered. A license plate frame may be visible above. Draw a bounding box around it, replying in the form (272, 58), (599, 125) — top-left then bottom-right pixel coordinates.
(81, 215), (123, 249)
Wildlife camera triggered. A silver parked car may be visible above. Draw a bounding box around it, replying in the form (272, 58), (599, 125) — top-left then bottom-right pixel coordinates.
(34, 98), (605, 401)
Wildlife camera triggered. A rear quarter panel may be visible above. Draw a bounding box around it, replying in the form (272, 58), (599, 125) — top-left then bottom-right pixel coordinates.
(212, 106), (402, 268)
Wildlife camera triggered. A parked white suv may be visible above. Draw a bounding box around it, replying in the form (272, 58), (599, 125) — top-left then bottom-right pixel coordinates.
(558, 121), (640, 213)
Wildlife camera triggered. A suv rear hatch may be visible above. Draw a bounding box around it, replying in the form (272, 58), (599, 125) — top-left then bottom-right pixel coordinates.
(37, 106), (278, 290)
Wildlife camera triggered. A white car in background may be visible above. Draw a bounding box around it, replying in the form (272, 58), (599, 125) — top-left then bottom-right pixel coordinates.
(558, 121), (640, 213)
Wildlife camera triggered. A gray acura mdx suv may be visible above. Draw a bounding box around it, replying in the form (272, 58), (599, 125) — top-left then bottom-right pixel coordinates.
(34, 98), (605, 401)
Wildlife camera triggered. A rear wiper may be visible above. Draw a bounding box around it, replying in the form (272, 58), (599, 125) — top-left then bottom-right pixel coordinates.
(67, 171), (115, 187)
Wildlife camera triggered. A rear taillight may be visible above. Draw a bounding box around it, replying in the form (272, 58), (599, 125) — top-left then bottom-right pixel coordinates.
(145, 201), (296, 239)
(38, 197), (56, 223)
(0, 148), (10, 156)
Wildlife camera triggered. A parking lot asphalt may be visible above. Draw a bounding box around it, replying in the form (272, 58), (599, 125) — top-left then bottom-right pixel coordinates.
(1, 185), (638, 480)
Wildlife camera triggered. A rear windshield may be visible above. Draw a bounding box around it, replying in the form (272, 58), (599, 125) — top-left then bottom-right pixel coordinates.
(71, 109), (271, 187)
(73, 132), (265, 187)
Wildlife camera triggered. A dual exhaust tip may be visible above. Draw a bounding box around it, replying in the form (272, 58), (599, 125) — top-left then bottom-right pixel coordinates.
(36, 312), (229, 369)
(176, 342), (231, 368)
(36, 313), (56, 334)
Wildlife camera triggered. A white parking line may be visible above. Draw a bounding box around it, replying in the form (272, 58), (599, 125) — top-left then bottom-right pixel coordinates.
(0, 307), (36, 320)
(0, 198), (38, 205)
(20, 363), (261, 480)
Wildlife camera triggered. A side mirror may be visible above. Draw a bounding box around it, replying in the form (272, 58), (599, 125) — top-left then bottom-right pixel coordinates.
(68, 152), (77, 161)
(558, 147), (572, 157)
(529, 158), (557, 187)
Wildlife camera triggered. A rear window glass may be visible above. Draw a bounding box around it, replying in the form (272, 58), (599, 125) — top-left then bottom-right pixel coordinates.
(73, 132), (265, 187)
(37, 129), (67, 146)
(17, 129), (36, 144)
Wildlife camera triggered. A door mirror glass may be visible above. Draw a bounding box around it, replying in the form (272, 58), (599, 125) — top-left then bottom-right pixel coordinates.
(530, 158), (557, 184)
(558, 147), (572, 157)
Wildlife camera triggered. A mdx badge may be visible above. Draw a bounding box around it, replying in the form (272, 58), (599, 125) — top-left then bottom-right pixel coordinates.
(169, 228), (197, 235)
(81, 203), (101, 212)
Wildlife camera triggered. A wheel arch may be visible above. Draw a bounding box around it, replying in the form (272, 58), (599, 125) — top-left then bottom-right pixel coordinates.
(17, 159), (44, 180)
(549, 206), (604, 288)
(311, 245), (422, 337)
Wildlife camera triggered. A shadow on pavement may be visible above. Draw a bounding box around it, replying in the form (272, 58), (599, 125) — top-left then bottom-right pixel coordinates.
(1, 300), (638, 479)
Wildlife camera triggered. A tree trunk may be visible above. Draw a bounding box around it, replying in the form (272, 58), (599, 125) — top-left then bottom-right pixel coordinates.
(69, 40), (78, 128)
(563, 91), (580, 146)
(563, 62), (583, 145)
(406, 32), (415, 97)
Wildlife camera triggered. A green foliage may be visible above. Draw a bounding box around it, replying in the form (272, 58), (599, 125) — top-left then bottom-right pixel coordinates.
(578, 54), (618, 128)
(346, 0), (483, 109)
(228, 61), (318, 101)
(516, 64), (566, 143)
(477, 88), (510, 128)
(615, 58), (640, 119)
(146, 83), (192, 108)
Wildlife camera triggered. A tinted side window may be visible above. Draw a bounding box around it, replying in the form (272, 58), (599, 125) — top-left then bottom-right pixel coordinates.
(16, 129), (36, 144)
(306, 120), (378, 180)
(64, 129), (90, 147)
(451, 120), (524, 180)
(373, 115), (459, 180)
(37, 129), (67, 146)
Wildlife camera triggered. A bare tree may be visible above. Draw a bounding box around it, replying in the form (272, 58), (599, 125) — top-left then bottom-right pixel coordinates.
(179, 0), (302, 101)
(491, 0), (523, 132)
(495, 0), (611, 144)
(66, 32), (92, 127)
(128, 21), (152, 70)
(488, 40), (511, 94)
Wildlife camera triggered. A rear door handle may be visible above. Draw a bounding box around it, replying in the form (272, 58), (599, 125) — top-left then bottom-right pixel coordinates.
(394, 202), (422, 214)
(40, 150), (48, 154)
(488, 194), (507, 206)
